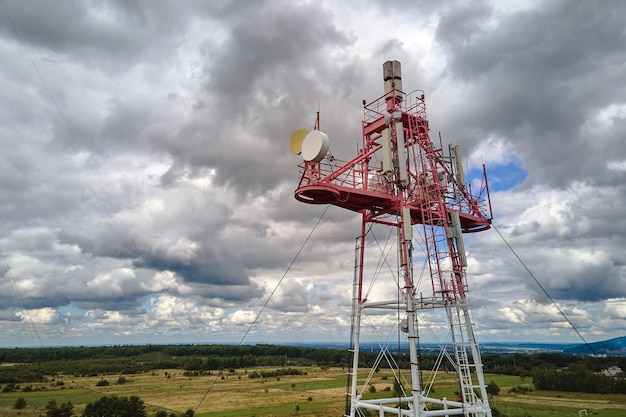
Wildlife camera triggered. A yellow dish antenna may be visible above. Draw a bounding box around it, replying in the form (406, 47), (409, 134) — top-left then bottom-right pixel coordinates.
(289, 127), (308, 155)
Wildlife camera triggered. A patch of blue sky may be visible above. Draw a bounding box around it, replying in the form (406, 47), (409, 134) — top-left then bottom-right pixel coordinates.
(58, 303), (86, 318)
(139, 295), (158, 313)
(468, 157), (527, 192)
(306, 283), (329, 303)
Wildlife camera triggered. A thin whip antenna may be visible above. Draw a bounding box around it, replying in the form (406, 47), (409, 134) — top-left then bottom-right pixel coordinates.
(315, 102), (321, 130)
(194, 205), (330, 412)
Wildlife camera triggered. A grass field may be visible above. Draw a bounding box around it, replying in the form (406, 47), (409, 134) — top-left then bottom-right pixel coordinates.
(1, 367), (625, 417)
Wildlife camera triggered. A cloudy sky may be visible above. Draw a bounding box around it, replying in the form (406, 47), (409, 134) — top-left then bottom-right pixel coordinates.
(1, 0), (625, 348)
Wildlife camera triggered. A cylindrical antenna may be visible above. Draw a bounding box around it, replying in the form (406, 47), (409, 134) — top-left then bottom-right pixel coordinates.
(383, 60), (403, 101)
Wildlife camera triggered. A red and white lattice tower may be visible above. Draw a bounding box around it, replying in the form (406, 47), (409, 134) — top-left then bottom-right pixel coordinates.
(290, 61), (493, 417)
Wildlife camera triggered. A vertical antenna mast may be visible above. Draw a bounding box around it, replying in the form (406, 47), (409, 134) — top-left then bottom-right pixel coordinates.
(291, 61), (493, 417)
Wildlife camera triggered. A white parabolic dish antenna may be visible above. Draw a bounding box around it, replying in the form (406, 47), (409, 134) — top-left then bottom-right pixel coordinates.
(301, 130), (329, 163)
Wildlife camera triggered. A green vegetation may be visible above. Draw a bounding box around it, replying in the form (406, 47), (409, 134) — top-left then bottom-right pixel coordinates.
(83, 395), (145, 417)
(45, 399), (73, 417)
(533, 362), (626, 393)
(487, 380), (500, 396)
(0, 344), (347, 384)
(12, 396), (26, 409)
(0, 345), (625, 416)
(248, 368), (304, 379)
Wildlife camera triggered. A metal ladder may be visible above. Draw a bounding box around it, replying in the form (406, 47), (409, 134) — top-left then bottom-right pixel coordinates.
(450, 303), (478, 409)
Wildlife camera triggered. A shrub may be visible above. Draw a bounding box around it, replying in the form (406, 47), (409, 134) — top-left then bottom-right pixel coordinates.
(486, 380), (500, 396)
(83, 395), (145, 417)
(13, 397), (27, 409)
(509, 385), (533, 394)
(45, 399), (73, 417)
(96, 379), (110, 386)
(393, 379), (403, 397)
(2, 383), (18, 392)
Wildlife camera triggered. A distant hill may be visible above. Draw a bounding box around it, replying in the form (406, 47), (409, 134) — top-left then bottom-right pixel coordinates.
(564, 335), (626, 356)
(297, 337), (626, 356)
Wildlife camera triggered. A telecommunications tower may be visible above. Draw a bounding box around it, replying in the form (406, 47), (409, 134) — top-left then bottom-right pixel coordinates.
(290, 61), (493, 417)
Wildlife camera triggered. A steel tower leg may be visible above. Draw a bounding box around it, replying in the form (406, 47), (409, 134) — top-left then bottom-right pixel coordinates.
(348, 300), (362, 417)
(348, 214), (368, 417)
(405, 291), (423, 417)
(460, 300), (491, 417)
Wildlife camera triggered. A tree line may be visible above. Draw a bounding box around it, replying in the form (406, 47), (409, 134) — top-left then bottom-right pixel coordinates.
(532, 363), (626, 394)
(0, 344), (347, 383)
(1, 344), (625, 394)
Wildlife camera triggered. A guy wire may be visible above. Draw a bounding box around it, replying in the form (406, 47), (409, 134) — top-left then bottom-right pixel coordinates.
(491, 222), (596, 355)
(194, 205), (329, 412)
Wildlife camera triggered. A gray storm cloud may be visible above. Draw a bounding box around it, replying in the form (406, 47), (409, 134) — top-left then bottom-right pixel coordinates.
(0, 0), (625, 346)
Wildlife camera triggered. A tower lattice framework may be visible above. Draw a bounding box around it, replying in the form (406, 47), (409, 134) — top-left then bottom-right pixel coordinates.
(293, 61), (493, 417)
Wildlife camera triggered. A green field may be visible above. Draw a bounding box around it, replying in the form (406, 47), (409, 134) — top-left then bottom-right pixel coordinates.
(1, 367), (625, 417)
